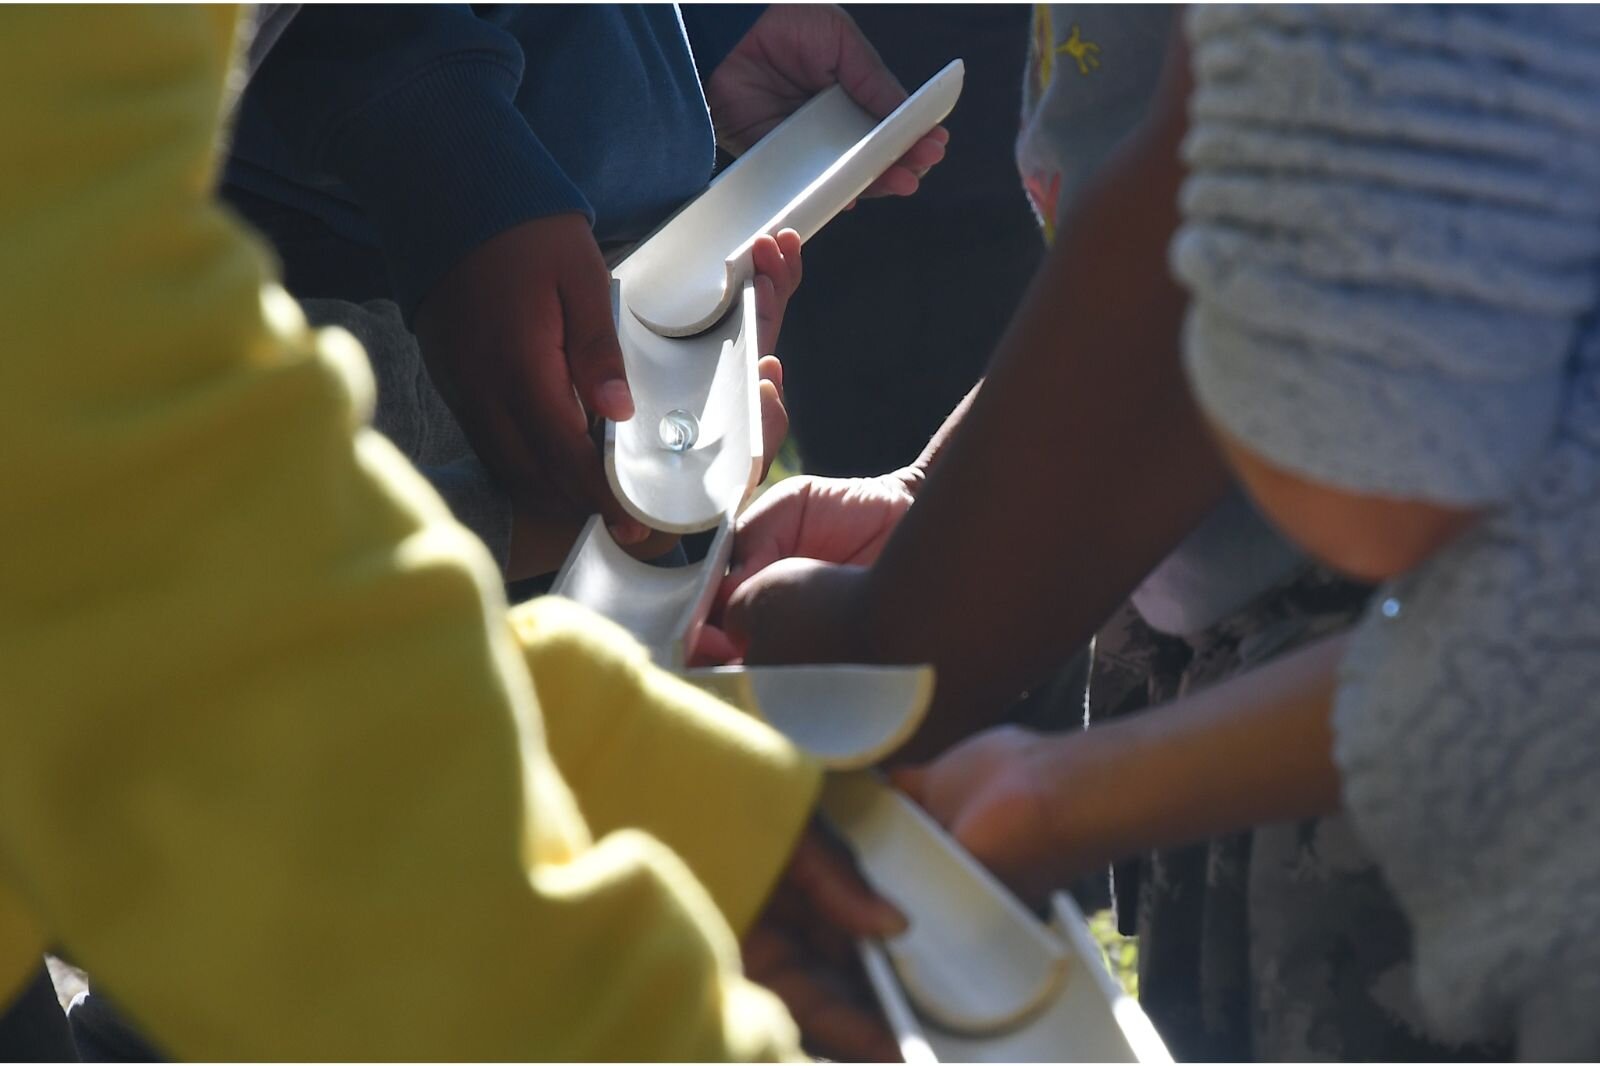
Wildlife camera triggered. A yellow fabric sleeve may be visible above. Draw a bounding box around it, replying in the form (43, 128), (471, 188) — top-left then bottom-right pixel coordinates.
(514, 597), (821, 935)
(0, 6), (812, 1059)
(0, 888), (46, 1014)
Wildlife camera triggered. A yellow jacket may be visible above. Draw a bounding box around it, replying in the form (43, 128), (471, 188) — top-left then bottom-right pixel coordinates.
(0, 6), (817, 1059)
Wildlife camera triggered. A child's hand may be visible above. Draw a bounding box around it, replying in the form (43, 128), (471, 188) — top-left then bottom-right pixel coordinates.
(457, 227), (800, 585)
(744, 824), (906, 1062)
(414, 213), (648, 545)
(720, 468), (919, 611)
(752, 228), (803, 357)
(706, 5), (948, 199)
(693, 468), (918, 664)
(752, 229), (800, 481)
(892, 727), (1066, 907)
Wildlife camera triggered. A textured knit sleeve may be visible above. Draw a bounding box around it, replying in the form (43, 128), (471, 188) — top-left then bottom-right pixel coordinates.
(0, 7), (812, 1060)
(1175, 7), (1600, 1056)
(1174, 6), (1600, 507)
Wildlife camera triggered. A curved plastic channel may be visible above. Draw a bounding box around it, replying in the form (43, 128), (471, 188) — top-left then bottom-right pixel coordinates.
(548, 514), (734, 668)
(859, 941), (938, 1064)
(606, 281), (762, 534)
(614, 59), (965, 338)
(681, 664), (933, 769)
(820, 772), (1067, 1035)
(858, 889), (1171, 1061)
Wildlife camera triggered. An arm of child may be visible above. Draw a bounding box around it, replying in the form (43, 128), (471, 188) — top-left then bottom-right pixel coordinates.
(894, 635), (1347, 905)
(725, 38), (1234, 753)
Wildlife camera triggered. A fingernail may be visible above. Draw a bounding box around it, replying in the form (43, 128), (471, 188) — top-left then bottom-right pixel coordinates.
(599, 379), (634, 420)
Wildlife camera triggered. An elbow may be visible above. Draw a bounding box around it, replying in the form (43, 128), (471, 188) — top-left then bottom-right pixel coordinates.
(1216, 430), (1481, 583)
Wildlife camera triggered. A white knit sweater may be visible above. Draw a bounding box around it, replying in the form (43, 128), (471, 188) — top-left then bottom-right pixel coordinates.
(1175, 6), (1600, 1057)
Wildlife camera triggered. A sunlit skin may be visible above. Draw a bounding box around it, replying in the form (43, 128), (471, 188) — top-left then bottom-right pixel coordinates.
(507, 233), (802, 580)
(711, 33), (1484, 916)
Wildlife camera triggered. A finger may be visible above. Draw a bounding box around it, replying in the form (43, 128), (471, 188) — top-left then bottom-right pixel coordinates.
(749, 233), (789, 300)
(758, 378), (789, 477)
(619, 528), (680, 562)
(776, 228), (803, 293)
(471, 400), (577, 515)
(715, 550), (781, 624)
(516, 401), (648, 544)
(497, 291), (643, 540)
(723, 550), (812, 653)
(559, 262), (634, 423)
(861, 167), (920, 200)
(831, 9), (910, 121)
(718, 556), (779, 647)
(887, 765), (928, 807)
(762, 965), (902, 1064)
(788, 831), (908, 939)
(753, 273), (783, 358)
(447, 388), (568, 521)
(688, 623), (741, 668)
(741, 923), (799, 981)
(861, 133), (946, 199)
(901, 132), (948, 178)
(758, 354), (785, 397)
(717, 481), (809, 615)
(801, 903), (862, 971)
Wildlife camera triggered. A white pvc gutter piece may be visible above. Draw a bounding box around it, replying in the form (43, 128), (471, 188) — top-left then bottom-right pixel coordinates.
(607, 60), (965, 534)
(830, 773), (1173, 1063)
(550, 57), (1170, 1060)
(548, 518), (933, 770)
(614, 60), (967, 339)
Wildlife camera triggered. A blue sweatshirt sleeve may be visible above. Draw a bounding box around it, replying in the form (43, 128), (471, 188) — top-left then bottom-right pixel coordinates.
(243, 5), (593, 316)
(678, 5), (764, 82)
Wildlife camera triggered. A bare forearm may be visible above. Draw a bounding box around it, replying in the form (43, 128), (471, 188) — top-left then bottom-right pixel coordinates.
(861, 44), (1228, 751)
(1047, 634), (1346, 873)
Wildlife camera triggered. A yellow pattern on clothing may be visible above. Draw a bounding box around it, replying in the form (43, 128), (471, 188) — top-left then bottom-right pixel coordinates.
(1032, 5), (1103, 90)
(0, 6), (816, 1059)
(1061, 24), (1102, 75)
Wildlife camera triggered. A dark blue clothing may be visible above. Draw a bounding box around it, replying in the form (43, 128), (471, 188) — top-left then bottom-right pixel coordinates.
(227, 4), (761, 314)
(0, 963), (74, 1062)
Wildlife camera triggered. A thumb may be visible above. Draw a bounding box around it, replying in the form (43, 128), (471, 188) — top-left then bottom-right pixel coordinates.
(561, 259), (634, 422)
(720, 554), (818, 649)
